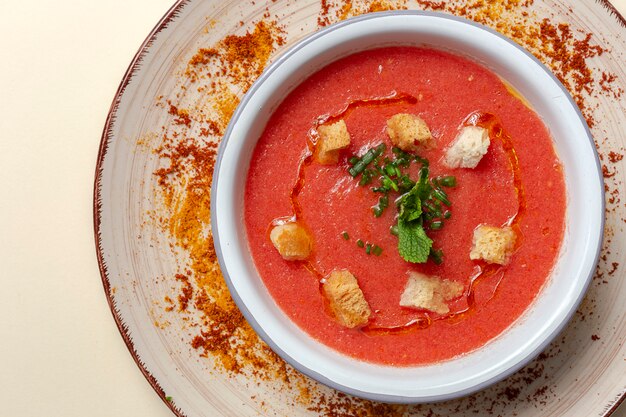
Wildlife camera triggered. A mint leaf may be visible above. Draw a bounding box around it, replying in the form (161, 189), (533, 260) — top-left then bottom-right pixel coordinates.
(397, 219), (432, 263)
(415, 166), (432, 201)
(398, 186), (422, 222)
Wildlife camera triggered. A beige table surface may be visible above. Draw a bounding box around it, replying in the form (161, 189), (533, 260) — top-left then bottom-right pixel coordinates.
(1, 1), (624, 416)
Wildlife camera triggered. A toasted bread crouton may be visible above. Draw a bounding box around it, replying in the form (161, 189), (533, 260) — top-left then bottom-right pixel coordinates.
(269, 222), (312, 261)
(316, 120), (351, 164)
(470, 225), (516, 265)
(444, 126), (490, 169)
(386, 113), (432, 152)
(323, 270), (371, 328)
(399, 272), (464, 314)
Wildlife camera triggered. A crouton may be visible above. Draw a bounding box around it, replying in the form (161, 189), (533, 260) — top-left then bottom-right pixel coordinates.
(386, 113), (432, 152)
(469, 225), (516, 265)
(444, 126), (490, 169)
(269, 222), (312, 261)
(316, 120), (351, 164)
(323, 270), (371, 328)
(399, 272), (464, 315)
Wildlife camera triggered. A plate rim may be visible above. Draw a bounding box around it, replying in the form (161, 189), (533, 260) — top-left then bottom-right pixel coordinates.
(93, 0), (626, 415)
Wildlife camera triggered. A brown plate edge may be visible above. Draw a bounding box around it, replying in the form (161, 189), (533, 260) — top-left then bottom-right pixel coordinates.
(93, 0), (191, 416)
(91, 1), (626, 416)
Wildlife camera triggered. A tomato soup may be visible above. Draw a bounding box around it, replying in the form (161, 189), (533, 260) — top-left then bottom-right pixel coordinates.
(244, 47), (565, 366)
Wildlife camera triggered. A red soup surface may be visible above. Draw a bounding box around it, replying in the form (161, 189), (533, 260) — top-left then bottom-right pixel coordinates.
(244, 47), (565, 366)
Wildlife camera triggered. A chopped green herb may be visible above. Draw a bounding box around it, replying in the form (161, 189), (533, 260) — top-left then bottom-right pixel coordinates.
(423, 201), (441, 218)
(415, 155), (430, 167)
(341, 231), (349, 240)
(348, 143), (386, 177)
(432, 187), (451, 207)
(398, 185), (422, 222)
(437, 175), (457, 187)
(372, 195), (389, 217)
(346, 143), (454, 264)
(397, 175), (415, 193)
(165, 396), (173, 402)
(359, 168), (375, 186)
(430, 220), (444, 230)
(381, 175), (399, 192)
(384, 164), (396, 177)
(430, 248), (444, 265)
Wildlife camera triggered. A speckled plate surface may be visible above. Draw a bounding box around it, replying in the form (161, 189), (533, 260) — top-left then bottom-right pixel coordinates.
(95, 1), (626, 416)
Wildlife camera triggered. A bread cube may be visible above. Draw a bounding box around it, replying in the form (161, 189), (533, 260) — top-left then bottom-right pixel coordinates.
(444, 126), (490, 169)
(269, 222), (312, 261)
(399, 272), (464, 315)
(316, 120), (351, 164)
(469, 225), (516, 265)
(323, 270), (371, 328)
(386, 113), (432, 152)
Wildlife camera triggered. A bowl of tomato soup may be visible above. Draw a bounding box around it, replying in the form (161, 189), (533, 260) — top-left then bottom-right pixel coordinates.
(211, 11), (603, 402)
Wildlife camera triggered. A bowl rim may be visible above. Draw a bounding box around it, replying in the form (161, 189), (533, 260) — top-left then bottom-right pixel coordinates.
(211, 10), (604, 403)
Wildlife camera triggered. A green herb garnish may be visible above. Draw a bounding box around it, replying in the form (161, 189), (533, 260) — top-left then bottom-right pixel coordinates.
(372, 195), (389, 217)
(436, 175), (457, 188)
(430, 248), (444, 265)
(348, 143), (386, 177)
(346, 144), (455, 264)
(397, 218), (433, 263)
(430, 220), (444, 230)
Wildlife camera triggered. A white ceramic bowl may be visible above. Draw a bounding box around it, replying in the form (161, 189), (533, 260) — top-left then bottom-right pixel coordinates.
(211, 11), (603, 403)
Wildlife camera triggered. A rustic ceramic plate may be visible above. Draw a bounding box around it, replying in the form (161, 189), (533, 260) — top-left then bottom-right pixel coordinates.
(95, 1), (626, 416)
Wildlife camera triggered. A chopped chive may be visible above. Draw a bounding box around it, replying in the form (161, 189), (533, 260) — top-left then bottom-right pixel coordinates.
(444, 210), (452, 219)
(380, 195), (389, 208)
(372, 195), (389, 217)
(424, 201), (441, 217)
(349, 156), (359, 165)
(437, 175), (457, 187)
(165, 396), (173, 402)
(357, 239), (365, 248)
(430, 248), (444, 265)
(415, 155), (430, 167)
(430, 220), (444, 230)
(418, 166), (429, 183)
(359, 169), (374, 186)
(348, 143), (386, 177)
(432, 188), (451, 207)
(392, 147), (411, 161)
(398, 176), (415, 192)
(382, 175), (399, 192)
(365, 243), (372, 254)
(372, 245), (383, 256)
(390, 224), (399, 236)
(341, 231), (349, 240)
(385, 164), (396, 177)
